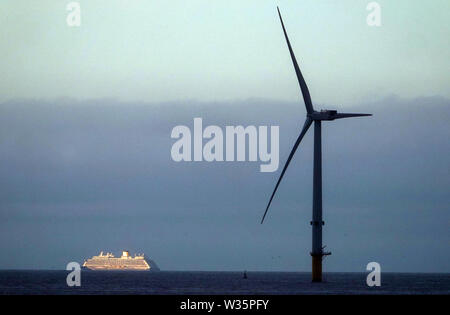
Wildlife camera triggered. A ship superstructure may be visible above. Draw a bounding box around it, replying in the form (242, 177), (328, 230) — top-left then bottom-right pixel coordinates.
(82, 251), (151, 270)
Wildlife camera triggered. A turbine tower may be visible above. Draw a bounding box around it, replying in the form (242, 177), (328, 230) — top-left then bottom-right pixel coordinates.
(261, 8), (372, 282)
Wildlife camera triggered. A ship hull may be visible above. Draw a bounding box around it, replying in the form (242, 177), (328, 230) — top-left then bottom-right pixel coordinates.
(82, 266), (150, 271)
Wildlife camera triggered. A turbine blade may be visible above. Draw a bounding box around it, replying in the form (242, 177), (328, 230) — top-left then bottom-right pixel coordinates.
(261, 118), (313, 224)
(334, 113), (372, 119)
(277, 7), (314, 114)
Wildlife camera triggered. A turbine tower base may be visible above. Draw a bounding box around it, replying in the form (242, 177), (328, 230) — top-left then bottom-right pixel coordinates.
(311, 251), (331, 282)
(311, 254), (322, 282)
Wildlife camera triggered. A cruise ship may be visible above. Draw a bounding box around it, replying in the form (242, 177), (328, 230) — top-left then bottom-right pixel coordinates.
(82, 251), (157, 270)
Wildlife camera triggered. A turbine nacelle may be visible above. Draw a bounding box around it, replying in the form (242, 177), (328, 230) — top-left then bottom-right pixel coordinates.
(308, 110), (338, 121)
(308, 110), (372, 121)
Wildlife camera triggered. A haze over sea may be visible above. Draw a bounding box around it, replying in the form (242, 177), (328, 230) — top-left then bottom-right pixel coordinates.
(1, 96), (449, 273)
(0, 271), (448, 295)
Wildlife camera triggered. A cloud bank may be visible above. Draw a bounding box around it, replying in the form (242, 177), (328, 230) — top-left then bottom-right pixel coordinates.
(0, 96), (448, 272)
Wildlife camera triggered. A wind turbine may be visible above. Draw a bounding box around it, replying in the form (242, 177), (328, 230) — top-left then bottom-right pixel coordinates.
(261, 8), (372, 282)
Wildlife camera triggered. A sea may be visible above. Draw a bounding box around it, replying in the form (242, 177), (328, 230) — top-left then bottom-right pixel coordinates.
(0, 271), (448, 295)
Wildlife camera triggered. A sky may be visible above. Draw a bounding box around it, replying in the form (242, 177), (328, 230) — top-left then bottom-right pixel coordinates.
(0, 1), (449, 272)
(0, 0), (449, 104)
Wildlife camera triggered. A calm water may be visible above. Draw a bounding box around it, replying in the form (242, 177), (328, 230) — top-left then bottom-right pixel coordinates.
(0, 271), (448, 295)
